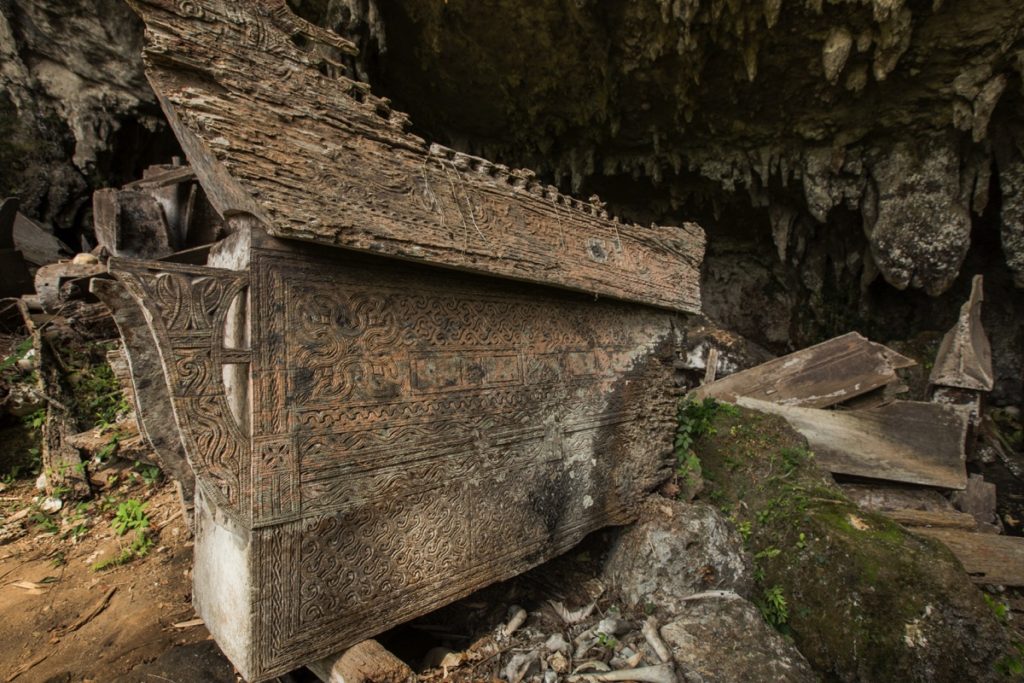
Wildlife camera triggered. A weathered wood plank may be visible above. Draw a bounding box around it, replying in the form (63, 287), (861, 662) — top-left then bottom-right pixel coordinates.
(882, 509), (978, 530)
(913, 528), (1024, 586)
(125, 0), (705, 314)
(738, 398), (969, 489)
(692, 332), (915, 408)
(929, 275), (993, 392)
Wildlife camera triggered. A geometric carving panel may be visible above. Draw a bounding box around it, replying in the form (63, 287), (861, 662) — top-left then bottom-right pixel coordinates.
(105, 240), (681, 680)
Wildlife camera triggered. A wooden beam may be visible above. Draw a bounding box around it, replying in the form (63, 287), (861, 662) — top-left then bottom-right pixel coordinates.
(692, 332), (915, 408)
(737, 398), (969, 490)
(308, 640), (413, 683)
(882, 509), (978, 531)
(912, 528), (1024, 586)
(125, 0), (705, 314)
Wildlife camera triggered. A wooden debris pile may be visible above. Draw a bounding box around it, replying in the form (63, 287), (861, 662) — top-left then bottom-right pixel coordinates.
(686, 275), (1024, 587)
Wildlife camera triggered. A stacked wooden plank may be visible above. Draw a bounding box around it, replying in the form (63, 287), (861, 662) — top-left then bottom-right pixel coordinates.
(692, 278), (1024, 586)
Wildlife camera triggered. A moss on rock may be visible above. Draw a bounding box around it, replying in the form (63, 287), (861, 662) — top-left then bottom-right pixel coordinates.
(695, 405), (1016, 682)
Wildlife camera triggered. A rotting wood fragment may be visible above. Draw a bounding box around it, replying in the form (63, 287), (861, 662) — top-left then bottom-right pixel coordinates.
(692, 332), (915, 408)
(881, 509), (978, 531)
(307, 640), (413, 683)
(912, 528), (1024, 586)
(929, 275), (993, 392)
(737, 398), (969, 490)
(125, 0), (705, 314)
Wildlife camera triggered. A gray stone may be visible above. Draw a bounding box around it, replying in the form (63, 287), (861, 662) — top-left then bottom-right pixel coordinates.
(603, 499), (753, 614)
(661, 596), (817, 683)
(864, 137), (972, 296)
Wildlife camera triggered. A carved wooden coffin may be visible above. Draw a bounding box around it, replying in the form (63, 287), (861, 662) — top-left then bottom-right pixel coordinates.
(125, 0), (705, 314)
(106, 1), (706, 678)
(97, 231), (682, 680)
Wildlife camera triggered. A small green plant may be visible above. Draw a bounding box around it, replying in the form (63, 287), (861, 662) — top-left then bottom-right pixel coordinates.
(92, 531), (153, 571)
(996, 642), (1024, 677)
(596, 631), (617, 650)
(758, 585), (789, 628)
(0, 338), (34, 372)
(795, 532), (808, 550)
(93, 499), (153, 571)
(112, 499), (149, 536)
(983, 593), (1010, 624)
(779, 446), (813, 476)
(675, 398), (737, 484)
(755, 546), (782, 561)
(737, 520), (752, 542)
(23, 408), (46, 431)
(96, 433), (122, 462)
(30, 512), (59, 534)
(134, 461), (162, 486)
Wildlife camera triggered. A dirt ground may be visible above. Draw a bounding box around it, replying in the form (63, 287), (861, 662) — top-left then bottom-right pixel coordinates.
(0, 468), (237, 683)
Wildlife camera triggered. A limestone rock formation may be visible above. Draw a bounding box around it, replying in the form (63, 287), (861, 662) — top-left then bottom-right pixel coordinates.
(3, 1), (1024, 398)
(661, 596), (818, 683)
(0, 0), (174, 234)
(603, 499), (754, 614)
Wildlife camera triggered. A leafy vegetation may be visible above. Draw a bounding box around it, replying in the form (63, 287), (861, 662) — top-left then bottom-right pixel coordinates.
(757, 585), (789, 628)
(111, 499), (149, 536)
(94, 499), (153, 571)
(674, 397), (737, 488)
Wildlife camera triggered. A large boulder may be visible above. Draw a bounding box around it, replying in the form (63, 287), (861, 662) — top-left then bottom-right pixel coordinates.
(603, 499), (753, 615)
(694, 403), (1015, 682)
(661, 595), (817, 683)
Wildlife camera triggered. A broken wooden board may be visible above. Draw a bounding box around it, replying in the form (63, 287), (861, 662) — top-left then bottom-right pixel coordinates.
(33, 261), (106, 312)
(11, 212), (72, 268)
(912, 528), (1024, 586)
(125, 0), (705, 314)
(929, 275), (993, 392)
(882, 509), (978, 531)
(103, 228), (681, 681)
(93, 188), (175, 259)
(737, 398), (969, 489)
(692, 332), (915, 408)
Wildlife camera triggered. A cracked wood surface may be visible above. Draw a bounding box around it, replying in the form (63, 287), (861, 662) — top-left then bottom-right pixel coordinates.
(125, 0), (705, 314)
(692, 332), (916, 408)
(738, 398), (969, 490)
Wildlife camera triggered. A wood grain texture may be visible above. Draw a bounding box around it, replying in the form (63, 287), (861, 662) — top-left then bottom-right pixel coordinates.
(929, 275), (994, 391)
(738, 398), (969, 490)
(882, 509), (978, 530)
(913, 528), (1024, 586)
(307, 640), (412, 683)
(693, 332), (916, 408)
(104, 232), (682, 681)
(125, 0), (705, 314)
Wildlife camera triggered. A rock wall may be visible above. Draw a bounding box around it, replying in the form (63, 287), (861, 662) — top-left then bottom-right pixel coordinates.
(0, 0), (178, 239)
(359, 0), (1024, 401)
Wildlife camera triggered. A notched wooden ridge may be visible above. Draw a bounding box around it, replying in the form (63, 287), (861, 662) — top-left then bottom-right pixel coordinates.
(125, 0), (705, 314)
